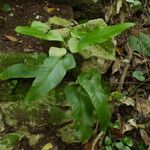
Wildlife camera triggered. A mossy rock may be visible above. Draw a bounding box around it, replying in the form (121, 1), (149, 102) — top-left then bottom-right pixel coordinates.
(0, 52), (47, 72)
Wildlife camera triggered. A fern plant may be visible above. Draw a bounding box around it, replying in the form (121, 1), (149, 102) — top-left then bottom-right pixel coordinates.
(0, 17), (134, 141)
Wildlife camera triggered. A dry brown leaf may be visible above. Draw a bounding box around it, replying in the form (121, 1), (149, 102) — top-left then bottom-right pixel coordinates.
(140, 129), (150, 150)
(122, 119), (137, 134)
(121, 97), (135, 106)
(104, 5), (113, 22)
(128, 119), (137, 128)
(136, 98), (150, 117)
(115, 0), (123, 14)
(132, 56), (143, 67)
(4, 35), (17, 42)
(112, 58), (121, 74)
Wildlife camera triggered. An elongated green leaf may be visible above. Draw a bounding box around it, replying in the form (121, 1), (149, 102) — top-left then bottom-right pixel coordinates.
(15, 26), (63, 41)
(64, 84), (94, 141)
(0, 64), (38, 80)
(69, 23), (134, 52)
(78, 69), (111, 131)
(26, 54), (76, 102)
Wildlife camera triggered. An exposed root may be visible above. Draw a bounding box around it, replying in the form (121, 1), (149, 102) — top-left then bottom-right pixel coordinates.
(92, 131), (105, 150)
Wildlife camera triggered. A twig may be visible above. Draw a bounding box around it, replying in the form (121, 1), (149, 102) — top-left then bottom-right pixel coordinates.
(93, 121), (99, 137)
(128, 77), (150, 97)
(92, 131), (105, 150)
(133, 52), (150, 62)
(117, 44), (133, 91)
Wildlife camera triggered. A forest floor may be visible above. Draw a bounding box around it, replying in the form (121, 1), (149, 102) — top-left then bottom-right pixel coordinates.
(0, 0), (150, 150)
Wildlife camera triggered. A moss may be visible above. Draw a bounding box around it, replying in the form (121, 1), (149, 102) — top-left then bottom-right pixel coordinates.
(0, 52), (47, 72)
(0, 87), (68, 128)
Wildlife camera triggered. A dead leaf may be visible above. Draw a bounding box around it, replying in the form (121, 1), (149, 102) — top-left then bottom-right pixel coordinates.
(140, 129), (150, 150)
(104, 5), (113, 22)
(128, 119), (137, 128)
(4, 35), (17, 42)
(121, 97), (135, 106)
(132, 56), (143, 67)
(112, 58), (121, 74)
(47, 8), (55, 13)
(136, 98), (150, 117)
(44, 5), (55, 13)
(42, 143), (53, 150)
(122, 119), (137, 134)
(115, 0), (123, 14)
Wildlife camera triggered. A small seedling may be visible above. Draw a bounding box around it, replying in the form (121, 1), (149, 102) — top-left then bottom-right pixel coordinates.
(2, 4), (11, 12)
(132, 71), (145, 81)
(104, 136), (133, 150)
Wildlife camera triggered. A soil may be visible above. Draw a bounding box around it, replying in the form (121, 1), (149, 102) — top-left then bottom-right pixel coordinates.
(0, 0), (74, 53)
